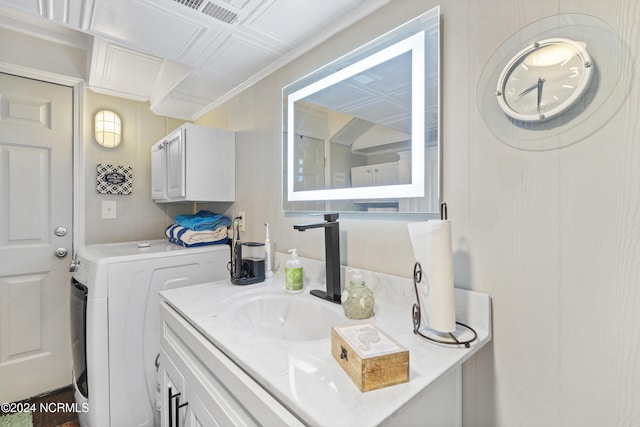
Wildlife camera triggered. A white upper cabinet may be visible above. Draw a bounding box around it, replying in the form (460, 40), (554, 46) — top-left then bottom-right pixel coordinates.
(351, 162), (399, 188)
(151, 124), (235, 203)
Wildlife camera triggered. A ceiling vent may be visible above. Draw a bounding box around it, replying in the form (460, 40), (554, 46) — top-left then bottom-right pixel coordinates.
(201, 2), (238, 24)
(172, 0), (239, 24)
(173, 0), (204, 10)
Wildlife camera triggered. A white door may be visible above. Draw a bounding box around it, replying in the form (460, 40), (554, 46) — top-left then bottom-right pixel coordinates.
(0, 73), (73, 402)
(293, 134), (325, 191)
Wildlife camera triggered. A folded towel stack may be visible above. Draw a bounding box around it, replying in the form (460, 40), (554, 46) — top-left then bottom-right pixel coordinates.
(166, 210), (231, 247)
(174, 210), (232, 231)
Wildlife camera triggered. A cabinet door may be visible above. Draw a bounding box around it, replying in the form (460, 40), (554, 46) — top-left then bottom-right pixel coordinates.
(351, 162), (399, 187)
(182, 383), (219, 427)
(151, 143), (167, 200)
(372, 162), (399, 186)
(351, 166), (372, 187)
(160, 351), (186, 427)
(166, 129), (186, 199)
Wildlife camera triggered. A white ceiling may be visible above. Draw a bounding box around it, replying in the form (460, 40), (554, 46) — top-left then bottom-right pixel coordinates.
(0, 0), (390, 120)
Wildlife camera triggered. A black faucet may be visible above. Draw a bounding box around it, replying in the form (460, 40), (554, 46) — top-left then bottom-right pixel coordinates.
(293, 213), (341, 304)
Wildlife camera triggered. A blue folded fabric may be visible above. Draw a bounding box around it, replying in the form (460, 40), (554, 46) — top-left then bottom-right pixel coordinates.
(174, 210), (232, 231)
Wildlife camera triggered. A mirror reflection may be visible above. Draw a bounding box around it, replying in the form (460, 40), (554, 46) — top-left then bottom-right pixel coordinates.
(283, 6), (440, 214)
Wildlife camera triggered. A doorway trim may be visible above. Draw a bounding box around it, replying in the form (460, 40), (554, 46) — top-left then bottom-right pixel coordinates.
(0, 62), (85, 250)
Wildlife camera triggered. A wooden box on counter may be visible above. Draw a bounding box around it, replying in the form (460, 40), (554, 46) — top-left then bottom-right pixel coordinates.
(331, 324), (409, 392)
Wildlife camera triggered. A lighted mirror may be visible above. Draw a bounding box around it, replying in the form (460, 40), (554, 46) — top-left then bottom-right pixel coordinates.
(283, 6), (440, 214)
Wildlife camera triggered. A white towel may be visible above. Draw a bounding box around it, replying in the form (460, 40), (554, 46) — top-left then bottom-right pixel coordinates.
(407, 220), (456, 333)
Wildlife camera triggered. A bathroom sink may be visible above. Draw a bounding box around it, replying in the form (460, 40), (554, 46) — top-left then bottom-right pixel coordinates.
(224, 288), (369, 341)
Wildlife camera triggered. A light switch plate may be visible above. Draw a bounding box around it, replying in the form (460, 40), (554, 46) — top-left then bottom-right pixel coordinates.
(102, 200), (116, 219)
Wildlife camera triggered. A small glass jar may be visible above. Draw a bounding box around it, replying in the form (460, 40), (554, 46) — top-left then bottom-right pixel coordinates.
(341, 270), (374, 319)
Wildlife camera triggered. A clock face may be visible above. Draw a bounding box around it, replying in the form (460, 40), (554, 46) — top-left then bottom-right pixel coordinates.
(496, 38), (594, 122)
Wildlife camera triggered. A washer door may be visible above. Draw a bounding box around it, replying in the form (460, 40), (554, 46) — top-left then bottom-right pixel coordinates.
(70, 279), (88, 398)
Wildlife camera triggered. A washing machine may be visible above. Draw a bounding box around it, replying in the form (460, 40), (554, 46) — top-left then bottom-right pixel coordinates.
(70, 240), (230, 427)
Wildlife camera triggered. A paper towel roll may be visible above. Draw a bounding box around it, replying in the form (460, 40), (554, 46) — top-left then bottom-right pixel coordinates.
(407, 220), (456, 333)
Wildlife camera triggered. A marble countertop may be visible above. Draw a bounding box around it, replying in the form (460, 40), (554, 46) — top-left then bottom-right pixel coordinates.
(160, 256), (491, 426)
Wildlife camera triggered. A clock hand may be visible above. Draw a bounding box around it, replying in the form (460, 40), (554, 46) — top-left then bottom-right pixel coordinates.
(515, 81), (540, 102)
(536, 77), (545, 114)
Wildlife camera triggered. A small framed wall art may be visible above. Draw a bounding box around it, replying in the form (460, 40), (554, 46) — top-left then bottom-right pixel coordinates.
(96, 164), (133, 195)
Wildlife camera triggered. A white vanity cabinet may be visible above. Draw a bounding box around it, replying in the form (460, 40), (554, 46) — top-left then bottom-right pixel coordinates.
(160, 273), (492, 426)
(160, 350), (217, 427)
(151, 124), (235, 203)
(351, 161), (399, 187)
(159, 301), (304, 427)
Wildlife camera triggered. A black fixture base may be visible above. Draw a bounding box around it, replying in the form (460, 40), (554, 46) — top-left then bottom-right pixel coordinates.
(310, 289), (341, 304)
(413, 322), (478, 348)
(231, 276), (264, 285)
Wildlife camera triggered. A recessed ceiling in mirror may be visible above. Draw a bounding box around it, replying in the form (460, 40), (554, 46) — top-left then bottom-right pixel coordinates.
(283, 6), (440, 214)
(302, 50), (412, 134)
(288, 31), (424, 201)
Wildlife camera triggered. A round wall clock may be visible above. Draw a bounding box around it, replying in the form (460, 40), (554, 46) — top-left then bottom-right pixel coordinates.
(476, 13), (631, 151)
(495, 38), (593, 122)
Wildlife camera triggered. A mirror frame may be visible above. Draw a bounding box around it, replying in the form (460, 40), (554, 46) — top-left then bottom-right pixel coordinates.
(282, 6), (440, 213)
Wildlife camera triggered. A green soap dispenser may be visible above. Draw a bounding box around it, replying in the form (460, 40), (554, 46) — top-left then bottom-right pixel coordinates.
(341, 269), (374, 319)
(285, 249), (304, 294)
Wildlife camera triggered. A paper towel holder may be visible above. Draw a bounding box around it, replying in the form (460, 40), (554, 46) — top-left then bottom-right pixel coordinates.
(411, 262), (477, 348)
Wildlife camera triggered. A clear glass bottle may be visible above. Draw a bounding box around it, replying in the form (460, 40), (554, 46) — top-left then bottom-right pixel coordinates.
(341, 269), (374, 319)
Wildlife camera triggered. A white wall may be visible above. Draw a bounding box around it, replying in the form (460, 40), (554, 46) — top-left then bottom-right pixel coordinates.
(0, 26), (86, 79)
(82, 90), (240, 244)
(82, 91), (189, 244)
(196, 0), (640, 425)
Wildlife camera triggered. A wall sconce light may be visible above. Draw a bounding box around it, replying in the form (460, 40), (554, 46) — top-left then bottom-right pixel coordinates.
(94, 109), (122, 148)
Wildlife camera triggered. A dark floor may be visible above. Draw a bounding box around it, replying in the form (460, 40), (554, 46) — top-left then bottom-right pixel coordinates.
(1, 386), (79, 427)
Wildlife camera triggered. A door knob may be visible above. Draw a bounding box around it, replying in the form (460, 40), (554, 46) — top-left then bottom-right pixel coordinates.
(54, 248), (68, 258)
(54, 226), (68, 237)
